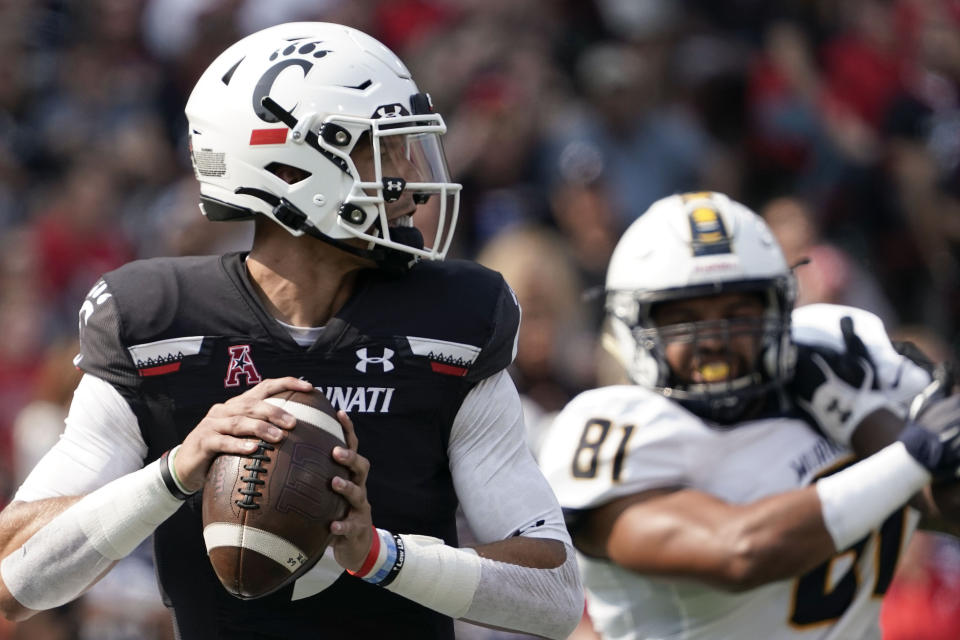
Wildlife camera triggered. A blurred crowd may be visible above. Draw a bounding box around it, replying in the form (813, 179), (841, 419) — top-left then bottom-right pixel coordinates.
(0, 0), (959, 638)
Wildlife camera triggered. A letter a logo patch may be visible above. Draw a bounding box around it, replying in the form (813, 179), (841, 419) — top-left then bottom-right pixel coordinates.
(224, 344), (263, 387)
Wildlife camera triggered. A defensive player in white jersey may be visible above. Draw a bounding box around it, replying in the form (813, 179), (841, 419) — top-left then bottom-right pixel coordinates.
(540, 191), (960, 640)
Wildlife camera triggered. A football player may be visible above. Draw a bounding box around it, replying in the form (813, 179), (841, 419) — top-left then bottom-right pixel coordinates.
(0, 23), (582, 639)
(539, 191), (960, 639)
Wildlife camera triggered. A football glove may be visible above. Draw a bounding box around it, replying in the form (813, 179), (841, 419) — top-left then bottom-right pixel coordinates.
(899, 393), (960, 480)
(791, 316), (892, 446)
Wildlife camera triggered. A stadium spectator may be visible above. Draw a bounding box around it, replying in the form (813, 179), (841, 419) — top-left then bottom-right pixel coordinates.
(762, 195), (898, 326)
(544, 41), (709, 226)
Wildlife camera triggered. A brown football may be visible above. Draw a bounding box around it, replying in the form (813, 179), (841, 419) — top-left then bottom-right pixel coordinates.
(201, 388), (350, 599)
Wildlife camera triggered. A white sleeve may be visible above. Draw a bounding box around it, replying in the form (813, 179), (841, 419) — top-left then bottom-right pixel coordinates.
(448, 370), (570, 544)
(379, 372), (583, 639)
(14, 374), (147, 502)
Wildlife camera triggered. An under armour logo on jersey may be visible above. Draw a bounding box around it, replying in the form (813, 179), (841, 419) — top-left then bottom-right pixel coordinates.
(225, 345), (263, 387)
(356, 348), (394, 373)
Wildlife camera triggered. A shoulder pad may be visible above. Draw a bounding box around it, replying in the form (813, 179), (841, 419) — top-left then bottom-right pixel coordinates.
(76, 256), (236, 387)
(540, 386), (698, 510)
(100, 256), (229, 343)
(358, 260), (521, 383)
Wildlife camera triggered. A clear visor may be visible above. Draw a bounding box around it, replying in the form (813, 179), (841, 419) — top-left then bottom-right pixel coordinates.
(335, 114), (461, 261)
(354, 130), (452, 184)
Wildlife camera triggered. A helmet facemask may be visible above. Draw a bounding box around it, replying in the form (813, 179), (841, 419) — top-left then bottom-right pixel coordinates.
(334, 110), (460, 261)
(606, 279), (796, 425)
(602, 192), (799, 423)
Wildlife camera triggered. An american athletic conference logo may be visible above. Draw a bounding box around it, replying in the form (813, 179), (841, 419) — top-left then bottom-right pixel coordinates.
(225, 345), (263, 387)
(356, 348), (394, 373)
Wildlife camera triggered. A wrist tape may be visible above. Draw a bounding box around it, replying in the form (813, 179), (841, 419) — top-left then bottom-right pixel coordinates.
(816, 442), (930, 550)
(350, 531), (581, 638)
(385, 534), (480, 618)
(352, 530), (481, 618)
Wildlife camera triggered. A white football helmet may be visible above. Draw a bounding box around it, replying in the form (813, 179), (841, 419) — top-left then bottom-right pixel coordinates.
(185, 22), (460, 270)
(604, 192), (797, 422)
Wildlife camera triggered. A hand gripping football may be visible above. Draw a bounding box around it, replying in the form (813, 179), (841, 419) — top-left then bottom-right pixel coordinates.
(202, 388), (350, 599)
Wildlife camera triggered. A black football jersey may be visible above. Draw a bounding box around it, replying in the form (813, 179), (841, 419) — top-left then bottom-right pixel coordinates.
(76, 252), (521, 640)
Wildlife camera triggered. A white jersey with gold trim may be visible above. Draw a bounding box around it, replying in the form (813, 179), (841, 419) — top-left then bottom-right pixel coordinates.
(540, 304), (930, 640)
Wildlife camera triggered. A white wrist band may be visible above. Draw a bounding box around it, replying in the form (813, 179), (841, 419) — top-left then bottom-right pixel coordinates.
(1, 457), (184, 611)
(816, 442), (930, 550)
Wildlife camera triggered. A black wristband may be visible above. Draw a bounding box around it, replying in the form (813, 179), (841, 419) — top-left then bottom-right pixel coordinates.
(159, 449), (195, 500)
(378, 533), (406, 588)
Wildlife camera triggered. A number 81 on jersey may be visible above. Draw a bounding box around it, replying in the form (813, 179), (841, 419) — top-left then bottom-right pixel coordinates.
(572, 419), (636, 482)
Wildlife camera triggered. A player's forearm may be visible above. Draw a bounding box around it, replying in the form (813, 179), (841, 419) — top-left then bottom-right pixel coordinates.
(737, 425), (960, 589)
(600, 489), (835, 592)
(849, 408), (937, 514)
(0, 454), (186, 618)
(0, 497), (82, 620)
(462, 539), (582, 639)
(0, 497), (81, 559)
(472, 535), (567, 568)
(717, 488), (836, 591)
(348, 531), (582, 639)
(724, 441), (934, 589)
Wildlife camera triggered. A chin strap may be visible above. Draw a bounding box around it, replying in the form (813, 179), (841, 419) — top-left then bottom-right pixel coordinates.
(234, 187), (421, 274)
(302, 223), (421, 276)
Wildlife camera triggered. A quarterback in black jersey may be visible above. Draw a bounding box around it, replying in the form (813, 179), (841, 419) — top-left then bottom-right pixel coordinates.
(0, 22), (581, 640)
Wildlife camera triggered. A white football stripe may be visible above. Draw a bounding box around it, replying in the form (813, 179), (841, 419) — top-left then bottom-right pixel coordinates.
(265, 398), (345, 443)
(203, 523), (306, 573)
(128, 336), (205, 363)
(407, 336), (480, 364)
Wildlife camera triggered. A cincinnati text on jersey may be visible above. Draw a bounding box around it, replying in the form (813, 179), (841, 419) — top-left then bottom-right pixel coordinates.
(316, 386), (395, 413)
